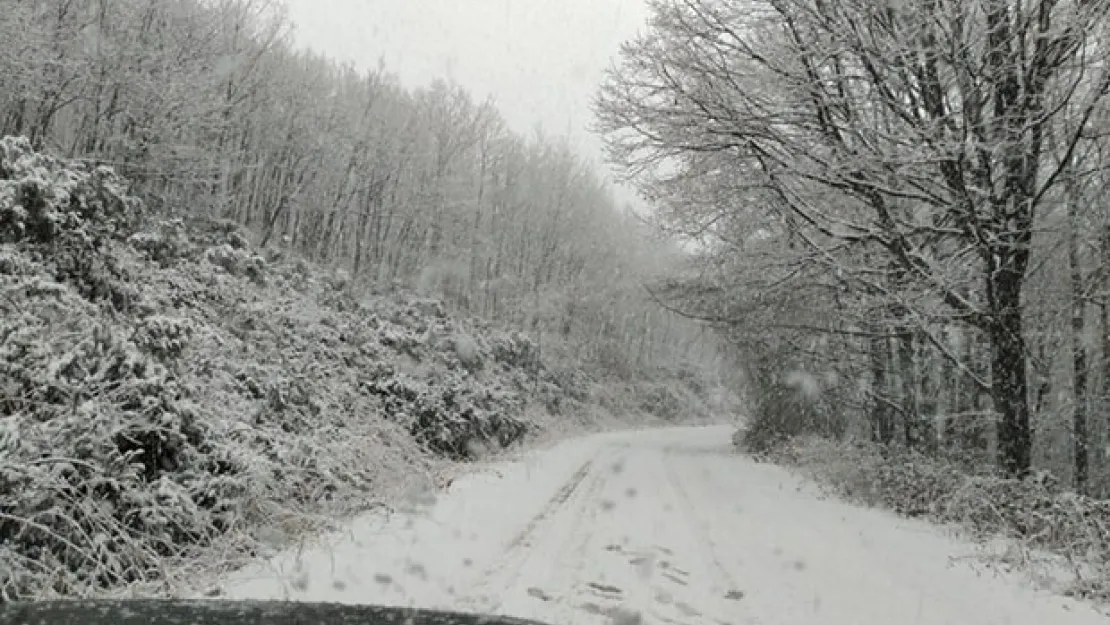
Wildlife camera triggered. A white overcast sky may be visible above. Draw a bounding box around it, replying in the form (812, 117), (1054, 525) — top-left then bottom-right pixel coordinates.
(282, 0), (651, 208)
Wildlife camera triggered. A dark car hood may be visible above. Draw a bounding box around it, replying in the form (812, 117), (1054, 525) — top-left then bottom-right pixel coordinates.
(0, 599), (552, 625)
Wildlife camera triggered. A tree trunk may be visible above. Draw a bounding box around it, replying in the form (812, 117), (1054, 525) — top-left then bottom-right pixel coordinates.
(870, 329), (894, 444)
(1100, 225), (1110, 494)
(1069, 186), (1089, 492)
(988, 263), (1032, 476)
(897, 327), (917, 448)
(918, 331), (938, 455)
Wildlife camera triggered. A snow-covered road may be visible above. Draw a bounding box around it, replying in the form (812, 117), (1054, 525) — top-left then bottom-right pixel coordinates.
(216, 425), (1108, 625)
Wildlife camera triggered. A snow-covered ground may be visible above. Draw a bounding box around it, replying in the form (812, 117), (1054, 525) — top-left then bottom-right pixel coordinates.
(210, 425), (1109, 625)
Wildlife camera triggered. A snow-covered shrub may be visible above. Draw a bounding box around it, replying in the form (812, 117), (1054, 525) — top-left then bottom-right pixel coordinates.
(782, 438), (966, 517)
(0, 244), (426, 601)
(378, 323), (423, 356)
(0, 247), (34, 275)
(205, 244), (266, 285)
(50, 232), (139, 311)
(409, 297), (447, 319)
(187, 217), (248, 250)
(0, 307), (234, 600)
(489, 331), (538, 369)
(366, 371), (532, 460)
(638, 383), (684, 421)
(535, 380), (567, 415)
(328, 268), (351, 292)
(593, 381), (636, 416)
(547, 366), (591, 402)
(316, 275), (360, 313)
(0, 136), (141, 245)
(0, 136), (144, 313)
(129, 219), (191, 266)
(132, 315), (194, 363)
(673, 364), (707, 396)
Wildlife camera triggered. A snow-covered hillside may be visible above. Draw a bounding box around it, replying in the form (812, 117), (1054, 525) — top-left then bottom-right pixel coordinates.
(0, 137), (725, 602)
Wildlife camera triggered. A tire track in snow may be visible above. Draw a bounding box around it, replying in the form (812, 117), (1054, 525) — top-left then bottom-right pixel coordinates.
(455, 451), (602, 615)
(534, 453), (609, 610)
(657, 448), (755, 625)
(660, 450), (742, 596)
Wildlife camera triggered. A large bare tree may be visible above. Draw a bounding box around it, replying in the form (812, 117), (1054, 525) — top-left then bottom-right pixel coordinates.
(596, 0), (1110, 475)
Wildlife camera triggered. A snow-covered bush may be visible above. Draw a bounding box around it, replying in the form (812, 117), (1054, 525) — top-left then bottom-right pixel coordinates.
(129, 219), (191, 266)
(0, 247), (34, 275)
(638, 383), (684, 421)
(328, 268), (351, 292)
(0, 304), (228, 600)
(409, 297), (447, 319)
(187, 217), (249, 251)
(132, 315), (194, 363)
(0, 137), (146, 314)
(379, 324), (423, 355)
(51, 232), (139, 311)
(489, 331), (538, 369)
(205, 244), (266, 285)
(0, 136), (141, 245)
(547, 366), (592, 402)
(365, 370), (532, 460)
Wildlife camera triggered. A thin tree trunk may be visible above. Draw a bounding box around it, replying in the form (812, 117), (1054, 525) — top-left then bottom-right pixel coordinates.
(898, 327), (917, 448)
(870, 327), (893, 445)
(1100, 225), (1110, 493)
(1068, 181), (1089, 492)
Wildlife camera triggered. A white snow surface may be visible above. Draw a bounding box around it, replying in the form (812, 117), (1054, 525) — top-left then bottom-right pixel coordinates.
(210, 425), (1109, 625)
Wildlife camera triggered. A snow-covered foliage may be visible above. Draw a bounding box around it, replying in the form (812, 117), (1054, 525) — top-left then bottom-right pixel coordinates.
(736, 358), (855, 454)
(0, 136), (141, 246)
(0, 138), (682, 602)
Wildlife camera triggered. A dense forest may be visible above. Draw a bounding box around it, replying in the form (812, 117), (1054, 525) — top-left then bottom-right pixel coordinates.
(597, 0), (1110, 494)
(0, 0), (725, 382)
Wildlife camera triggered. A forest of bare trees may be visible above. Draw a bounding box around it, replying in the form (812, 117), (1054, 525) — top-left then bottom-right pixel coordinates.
(11, 0), (1110, 493)
(0, 0), (726, 387)
(597, 0), (1110, 495)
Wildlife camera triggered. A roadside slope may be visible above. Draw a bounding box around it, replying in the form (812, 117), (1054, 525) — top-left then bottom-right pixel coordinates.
(0, 137), (717, 601)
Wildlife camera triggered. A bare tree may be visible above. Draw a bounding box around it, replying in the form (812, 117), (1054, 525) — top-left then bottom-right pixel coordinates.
(0, 0), (723, 389)
(596, 0), (1110, 475)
